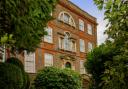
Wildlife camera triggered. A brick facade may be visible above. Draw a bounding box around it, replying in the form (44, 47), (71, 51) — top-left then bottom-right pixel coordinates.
(24, 0), (97, 88)
(34, 0), (97, 71)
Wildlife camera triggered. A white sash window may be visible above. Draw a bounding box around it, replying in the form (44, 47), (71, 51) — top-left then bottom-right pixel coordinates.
(88, 42), (93, 52)
(87, 24), (93, 35)
(24, 51), (35, 73)
(80, 60), (86, 74)
(80, 39), (85, 52)
(44, 27), (53, 43)
(79, 19), (84, 31)
(44, 53), (53, 67)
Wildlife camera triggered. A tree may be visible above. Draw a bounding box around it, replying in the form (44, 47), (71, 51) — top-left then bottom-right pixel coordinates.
(34, 67), (82, 89)
(85, 0), (128, 89)
(0, 0), (58, 53)
(85, 43), (119, 89)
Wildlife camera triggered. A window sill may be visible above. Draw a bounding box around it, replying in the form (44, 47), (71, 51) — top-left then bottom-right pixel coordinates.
(58, 20), (76, 29)
(79, 30), (84, 32)
(59, 48), (76, 53)
(80, 51), (87, 54)
(43, 41), (54, 45)
(87, 33), (93, 36)
(80, 51), (85, 53)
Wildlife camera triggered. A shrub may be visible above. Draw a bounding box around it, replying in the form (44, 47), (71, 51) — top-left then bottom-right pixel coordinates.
(34, 67), (81, 89)
(6, 57), (24, 71)
(24, 73), (30, 89)
(0, 63), (23, 89)
(6, 57), (30, 89)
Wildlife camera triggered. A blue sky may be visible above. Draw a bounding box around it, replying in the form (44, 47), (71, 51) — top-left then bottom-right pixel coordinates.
(70, 0), (107, 45)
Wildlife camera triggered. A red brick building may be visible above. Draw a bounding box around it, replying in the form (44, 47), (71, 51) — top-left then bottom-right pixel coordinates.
(23, 0), (97, 88)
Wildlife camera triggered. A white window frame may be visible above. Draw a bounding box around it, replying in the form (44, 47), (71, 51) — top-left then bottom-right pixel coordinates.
(0, 46), (4, 62)
(64, 32), (70, 51)
(79, 19), (84, 31)
(44, 27), (53, 43)
(59, 37), (64, 49)
(88, 42), (93, 52)
(44, 53), (53, 67)
(80, 39), (85, 52)
(63, 13), (70, 24)
(80, 60), (86, 74)
(70, 40), (76, 52)
(58, 11), (76, 27)
(87, 24), (93, 35)
(24, 51), (36, 73)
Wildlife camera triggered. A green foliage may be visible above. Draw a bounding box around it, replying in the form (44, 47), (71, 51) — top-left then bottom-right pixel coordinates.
(0, 63), (23, 89)
(93, 0), (128, 45)
(6, 57), (24, 70)
(23, 73), (30, 89)
(0, 34), (15, 45)
(6, 57), (30, 89)
(0, 0), (58, 53)
(85, 43), (118, 89)
(34, 67), (81, 89)
(86, 0), (128, 89)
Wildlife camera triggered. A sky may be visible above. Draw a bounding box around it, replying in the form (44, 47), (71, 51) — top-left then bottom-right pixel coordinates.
(70, 0), (107, 45)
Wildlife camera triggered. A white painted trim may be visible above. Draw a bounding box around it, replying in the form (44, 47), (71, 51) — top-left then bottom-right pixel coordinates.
(58, 11), (76, 27)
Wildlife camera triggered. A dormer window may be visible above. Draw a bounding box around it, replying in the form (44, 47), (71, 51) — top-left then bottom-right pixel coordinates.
(58, 11), (76, 27)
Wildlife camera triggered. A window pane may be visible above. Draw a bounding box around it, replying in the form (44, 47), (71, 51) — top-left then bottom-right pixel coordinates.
(70, 19), (74, 27)
(80, 39), (85, 52)
(71, 41), (76, 52)
(58, 12), (76, 27)
(79, 19), (84, 31)
(63, 13), (70, 23)
(24, 51), (35, 73)
(44, 53), (53, 66)
(80, 60), (86, 74)
(87, 24), (93, 35)
(88, 42), (93, 52)
(64, 32), (70, 50)
(59, 37), (64, 49)
(44, 27), (53, 43)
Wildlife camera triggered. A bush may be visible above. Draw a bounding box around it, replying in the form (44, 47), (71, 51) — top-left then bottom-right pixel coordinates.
(24, 73), (30, 89)
(6, 57), (24, 71)
(34, 67), (81, 89)
(0, 63), (23, 89)
(6, 57), (30, 89)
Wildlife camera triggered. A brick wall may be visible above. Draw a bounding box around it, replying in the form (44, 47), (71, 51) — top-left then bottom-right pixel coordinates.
(34, 0), (97, 72)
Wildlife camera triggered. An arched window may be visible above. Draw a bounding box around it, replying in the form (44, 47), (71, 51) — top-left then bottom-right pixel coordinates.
(64, 32), (70, 50)
(65, 62), (71, 69)
(58, 11), (76, 27)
